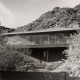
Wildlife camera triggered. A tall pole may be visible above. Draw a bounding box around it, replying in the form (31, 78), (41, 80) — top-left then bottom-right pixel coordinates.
(47, 50), (49, 62)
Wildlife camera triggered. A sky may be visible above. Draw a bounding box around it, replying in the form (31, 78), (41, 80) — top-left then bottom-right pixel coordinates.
(0, 0), (80, 28)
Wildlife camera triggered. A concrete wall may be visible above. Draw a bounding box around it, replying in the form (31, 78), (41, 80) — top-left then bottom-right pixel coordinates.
(0, 71), (67, 80)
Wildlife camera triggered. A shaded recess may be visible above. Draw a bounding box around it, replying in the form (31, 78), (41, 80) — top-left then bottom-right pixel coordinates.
(31, 47), (67, 62)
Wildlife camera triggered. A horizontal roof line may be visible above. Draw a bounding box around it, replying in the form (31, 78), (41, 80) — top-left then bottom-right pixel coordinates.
(2, 28), (80, 36)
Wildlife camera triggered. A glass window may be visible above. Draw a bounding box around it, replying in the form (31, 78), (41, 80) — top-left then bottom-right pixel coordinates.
(34, 35), (41, 45)
(56, 34), (63, 44)
(49, 34), (56, 44)
(63, 34), (70, 44)
(26, 35), (29, 41)
(29, 35), (34, 42)
(41, 35), (48, 45)
(29, 35), (35, 45)
(20, 35), (30, 43)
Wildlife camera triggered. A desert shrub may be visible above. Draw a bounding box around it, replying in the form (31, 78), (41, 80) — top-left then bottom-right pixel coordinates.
(45, 61), (63, 70)
(0, 36), (24, 71)
(33, 62), (46, 69)
(17, 62), (47, 72)
(64, 33), (80, 77)
(0, 46), (24, 71)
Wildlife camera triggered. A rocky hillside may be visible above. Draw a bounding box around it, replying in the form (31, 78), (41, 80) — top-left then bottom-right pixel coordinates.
(0, 26), (15, 34)
(16, 4), (80, 32)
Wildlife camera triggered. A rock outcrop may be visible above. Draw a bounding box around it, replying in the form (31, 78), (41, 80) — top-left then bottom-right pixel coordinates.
(16, 4), (80, 32)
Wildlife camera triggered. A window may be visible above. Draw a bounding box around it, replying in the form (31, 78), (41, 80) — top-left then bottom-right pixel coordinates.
(29, 35), (35, 45)
(49, 34), (55, 44)
(56, 34), (63, 44)
(63, 33), (70, 44)
(34, 35), (41, 45)
(41, 35), (48, 45)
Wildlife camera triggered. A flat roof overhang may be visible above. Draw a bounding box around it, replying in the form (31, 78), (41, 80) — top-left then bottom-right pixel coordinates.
(7, 44), (69, 48)
(2, 28), (80, 36)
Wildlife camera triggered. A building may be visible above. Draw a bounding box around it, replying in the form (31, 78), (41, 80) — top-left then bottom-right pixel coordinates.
(2, 28), (80, 62)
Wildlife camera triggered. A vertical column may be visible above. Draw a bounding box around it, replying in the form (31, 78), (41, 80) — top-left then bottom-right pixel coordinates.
(55, 34), (56, 44)
(40, 35), (42, 45)
(48, 34), (49, 44)
(62, 34), (64, 44)
(34, 35), (35, 44)
(47, 50), (49, 62)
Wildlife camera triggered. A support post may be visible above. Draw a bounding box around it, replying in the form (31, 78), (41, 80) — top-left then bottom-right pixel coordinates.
(48, 34), (49, 44)
(47, 50), (49, 62)
(55, 34), (56, 44)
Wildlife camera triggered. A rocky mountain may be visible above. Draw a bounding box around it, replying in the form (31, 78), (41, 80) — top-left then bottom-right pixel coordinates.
(16, 4), (80, 32)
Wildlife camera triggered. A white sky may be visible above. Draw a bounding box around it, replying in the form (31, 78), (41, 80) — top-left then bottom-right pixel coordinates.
(0, 0), (80, 28)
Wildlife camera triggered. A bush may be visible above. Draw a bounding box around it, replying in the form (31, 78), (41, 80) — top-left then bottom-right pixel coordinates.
(64, 33), (80, 77)
(0, 46), (24, 71)
(45, 61), (63, 70)
(0, 37), (24, 71)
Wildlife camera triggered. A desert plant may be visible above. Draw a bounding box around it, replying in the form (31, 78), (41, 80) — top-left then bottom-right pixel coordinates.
(64, 32), (80, 77)
(0, 35), (24, 71)
(0, 46), (24, 71)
